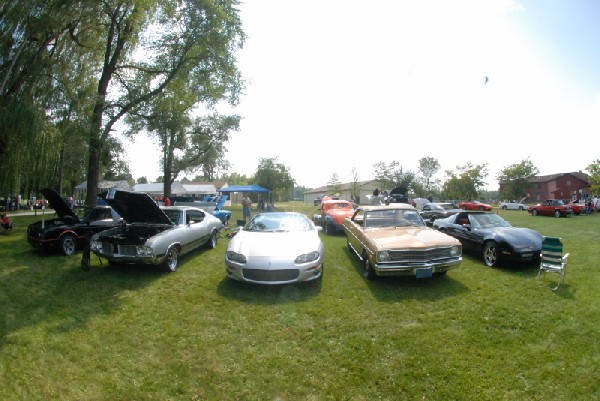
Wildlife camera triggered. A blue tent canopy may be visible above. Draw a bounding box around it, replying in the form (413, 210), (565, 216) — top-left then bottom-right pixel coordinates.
(219, 185), (271, 193)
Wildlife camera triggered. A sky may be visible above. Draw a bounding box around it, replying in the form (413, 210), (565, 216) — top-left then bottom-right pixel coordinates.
(125, 0), (600, 190)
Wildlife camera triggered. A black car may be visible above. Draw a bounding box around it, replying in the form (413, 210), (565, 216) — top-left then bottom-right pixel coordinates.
(432, 211), (542, 267)
(27, 188), (122, 256)
(419, 202), (462, 226)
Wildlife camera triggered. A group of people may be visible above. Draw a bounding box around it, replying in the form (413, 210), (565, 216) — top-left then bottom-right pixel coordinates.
(241, 194), (269, 221)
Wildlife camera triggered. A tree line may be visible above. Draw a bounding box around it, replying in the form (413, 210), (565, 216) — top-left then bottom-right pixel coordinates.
(1, 0), (244, 203)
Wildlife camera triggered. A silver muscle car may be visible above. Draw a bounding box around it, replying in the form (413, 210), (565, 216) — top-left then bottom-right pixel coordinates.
(90, 189), (223, 272)
(343, 204), (462, 280)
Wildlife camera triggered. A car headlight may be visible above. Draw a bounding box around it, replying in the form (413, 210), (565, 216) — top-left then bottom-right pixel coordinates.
(450, 245), (461, 256)
(227, 251), (247, 263)
(377, 250), (390, 262)
(295, 251), (319, 264)
(137, 246), (154, 256)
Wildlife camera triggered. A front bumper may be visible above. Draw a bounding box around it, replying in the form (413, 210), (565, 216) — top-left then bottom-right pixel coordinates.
(374, 257), (462, 277)
(225, 258), (323, 284)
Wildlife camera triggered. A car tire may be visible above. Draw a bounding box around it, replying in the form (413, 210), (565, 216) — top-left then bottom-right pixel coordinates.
(532, 209), (538, 216)
(60, 234), (77, 256)
(554, 210), (561, 218)
(206, 230), (218, 249)
(480, 206), (485, 210)
(362, 252), (376, 280)
(326, 222), (335, 235)
(502, 205), (507, 210)
(483, 242), (499, 267)
(163, 247), (179, 272)
(346, 237), (352, 252)
(518, 206), (524, 210)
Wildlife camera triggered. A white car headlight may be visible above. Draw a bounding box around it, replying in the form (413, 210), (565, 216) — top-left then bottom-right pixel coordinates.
(377, 250), (390, 262)
(137, 246), (154, 256)
(227, 251), (247, 263)
(450, 245), (461, 256)
(295, 251), (319, 264)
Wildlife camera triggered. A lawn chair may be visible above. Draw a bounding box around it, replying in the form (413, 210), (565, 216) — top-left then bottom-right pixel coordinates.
(538, 236), (569, 290)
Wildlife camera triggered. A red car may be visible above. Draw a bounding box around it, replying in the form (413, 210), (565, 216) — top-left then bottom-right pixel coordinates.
(527, 199), (573, 217)
(458, 200), (493, 211)
(567, 200), (585, 215)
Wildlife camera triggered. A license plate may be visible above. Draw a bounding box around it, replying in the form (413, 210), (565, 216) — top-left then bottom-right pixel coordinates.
(416, 267), (433, 278)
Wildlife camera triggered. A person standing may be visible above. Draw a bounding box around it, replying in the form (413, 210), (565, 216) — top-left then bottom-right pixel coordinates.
(257, 196), (265, 212)
(242, 194), (252, 221)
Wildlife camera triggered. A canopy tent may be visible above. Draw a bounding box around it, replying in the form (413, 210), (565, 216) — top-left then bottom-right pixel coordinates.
(218, 185), (271, 193)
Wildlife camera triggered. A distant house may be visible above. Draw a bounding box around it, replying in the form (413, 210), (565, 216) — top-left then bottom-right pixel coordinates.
(303, 180), (380, 205)
(501, 172), (590, 202)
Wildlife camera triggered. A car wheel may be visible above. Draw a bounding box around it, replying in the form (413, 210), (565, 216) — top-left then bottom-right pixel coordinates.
(60, 234), (77, 256)
(462, 206), (467, 210)
(163, 247), (179, 272)
(483, 242), (499, 267)
(502, 205), (507, 210)
(480, 206), (485, 210)
(206, 230), (218, 249)
(346, 237), (352, 252)
(554, 210), (561, 218)
(519, 206), (524, 210)
(362, 253), (376, 280)
(326, 222), (335, 235)
(532, 209), (538, 216)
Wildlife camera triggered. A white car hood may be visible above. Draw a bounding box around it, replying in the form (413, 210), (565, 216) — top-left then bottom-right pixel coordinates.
(229, 230), (321, 258)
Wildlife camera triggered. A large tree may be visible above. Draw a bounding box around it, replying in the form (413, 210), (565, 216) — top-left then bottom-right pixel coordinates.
(417, 156), (441, 196)
(83, 0), (244, 205)
(497, 157), (539, 201)
(254, 157), (295, 201)
(442, 163), (488, 200)
(372, 161), (416, 193)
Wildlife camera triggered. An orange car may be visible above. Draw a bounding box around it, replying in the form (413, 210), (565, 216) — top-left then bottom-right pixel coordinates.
(314, 199), (355, 234)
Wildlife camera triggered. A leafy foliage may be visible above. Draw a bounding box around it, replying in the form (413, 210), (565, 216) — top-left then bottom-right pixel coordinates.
(497, 157), (539, 201)
(442, 162), (489, 200)
(254, 157), (294, 201)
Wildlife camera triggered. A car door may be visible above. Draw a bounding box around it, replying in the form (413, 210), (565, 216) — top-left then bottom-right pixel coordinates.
(181, 209), (211, 253)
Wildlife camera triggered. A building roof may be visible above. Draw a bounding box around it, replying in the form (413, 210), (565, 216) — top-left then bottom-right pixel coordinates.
(529, 172), (589, 184)
(304, 180), (379, 195)
(133, 182), (187, 194)
(75, 180), (133, 191)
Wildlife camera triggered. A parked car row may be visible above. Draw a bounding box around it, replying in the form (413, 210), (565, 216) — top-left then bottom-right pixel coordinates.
(27, 190), (550, 286)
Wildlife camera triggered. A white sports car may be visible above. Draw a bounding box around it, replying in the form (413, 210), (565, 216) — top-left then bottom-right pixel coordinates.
(90, 189), (223, 272)
(225, 212), (324, 284)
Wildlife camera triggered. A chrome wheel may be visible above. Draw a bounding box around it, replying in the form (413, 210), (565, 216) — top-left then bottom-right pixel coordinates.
(163, 247), (179, 272)
(60, 234), (77, 256)
(483, 242), (498, 267)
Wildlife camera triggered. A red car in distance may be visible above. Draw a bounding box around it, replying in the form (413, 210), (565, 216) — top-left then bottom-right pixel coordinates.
(458, 200), (493, 211)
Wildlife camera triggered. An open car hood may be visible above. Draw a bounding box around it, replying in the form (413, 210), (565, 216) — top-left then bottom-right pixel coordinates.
(41, 188), (78, 221)
(102, 189), (172, 225)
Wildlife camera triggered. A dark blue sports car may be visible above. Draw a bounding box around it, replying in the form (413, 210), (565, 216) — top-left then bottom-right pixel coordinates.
(432, 211), (542, 267)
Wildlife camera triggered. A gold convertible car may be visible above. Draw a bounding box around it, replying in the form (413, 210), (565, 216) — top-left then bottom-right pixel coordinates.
(343, 203), (462, 280)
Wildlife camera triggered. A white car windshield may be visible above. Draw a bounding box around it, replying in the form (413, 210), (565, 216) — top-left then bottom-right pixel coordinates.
(246, 213), (312, 232)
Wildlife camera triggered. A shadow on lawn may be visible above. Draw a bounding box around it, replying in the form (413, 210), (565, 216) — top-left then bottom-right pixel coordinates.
(216, 277), (322, 304)
(0, 246), (164, 343)
(345, 248), (470, 302)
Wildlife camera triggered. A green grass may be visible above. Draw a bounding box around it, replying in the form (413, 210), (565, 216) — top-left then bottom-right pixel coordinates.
(1, 206), (599, 400)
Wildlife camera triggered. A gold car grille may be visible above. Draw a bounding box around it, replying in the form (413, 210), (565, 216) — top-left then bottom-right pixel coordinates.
(388, 248), (455, 262)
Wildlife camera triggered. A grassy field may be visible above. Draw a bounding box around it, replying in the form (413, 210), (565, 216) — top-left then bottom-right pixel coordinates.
(1, 204), (599, 400)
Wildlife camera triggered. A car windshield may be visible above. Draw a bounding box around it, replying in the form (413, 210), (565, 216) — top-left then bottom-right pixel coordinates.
(331, 202), (351, 209)
(440, 203), (457, 210)
(364, 209), (425, 228)
(162, 209), (182, 225)
(470, 213), (510, 228)
(429, 204), (445, 211)
(246, 213), (312, 232)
